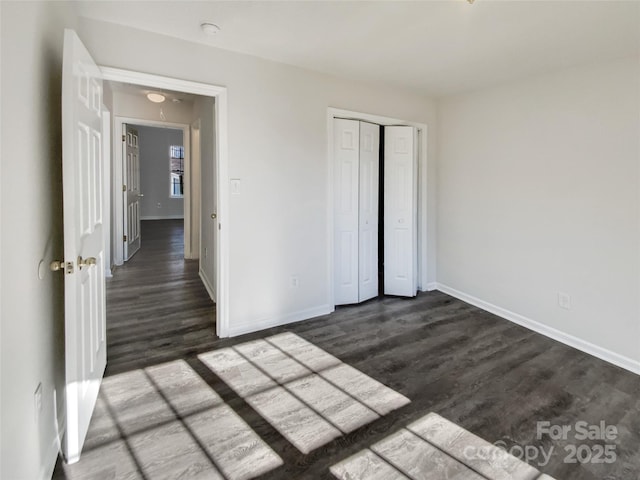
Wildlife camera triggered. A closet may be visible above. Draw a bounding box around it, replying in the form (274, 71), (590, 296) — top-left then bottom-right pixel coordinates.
(333, 119), (418, 305)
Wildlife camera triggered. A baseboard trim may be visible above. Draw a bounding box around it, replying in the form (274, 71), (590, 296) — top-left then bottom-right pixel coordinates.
(436, 283), (640, 376)
(199, 269), (216, 302)
(227, 304), (332, 338)
(425, 282), (438, 292)
(140, 215), (184, 220)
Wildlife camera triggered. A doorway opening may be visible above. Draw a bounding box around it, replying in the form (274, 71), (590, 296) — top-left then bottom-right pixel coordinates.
(119, 122), (188, 261)
(103, 83), (219, 374)
(100, 67), (229, 338)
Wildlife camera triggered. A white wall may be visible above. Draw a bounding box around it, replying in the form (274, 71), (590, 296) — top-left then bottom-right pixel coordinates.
(0, 2), (79, 479)
(135, 125), (184, 219)
(78, 18), (437, 334)
(437, 56), (640, 368)
(193, 97), (217, 299)
(112, 90), (193, 124)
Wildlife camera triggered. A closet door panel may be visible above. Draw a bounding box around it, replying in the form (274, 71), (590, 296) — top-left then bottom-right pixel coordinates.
(358, 122), (380, 302)
(384, 126), (418, 297)
(334, 119), (360, 305)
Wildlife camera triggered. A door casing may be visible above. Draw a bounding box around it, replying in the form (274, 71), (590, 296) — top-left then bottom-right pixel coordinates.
(100, 67), (229, 338)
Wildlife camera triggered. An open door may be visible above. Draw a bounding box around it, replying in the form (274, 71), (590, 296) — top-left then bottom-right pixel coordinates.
(384, 126), (418, 297)
(123, 124), (141, 260)
(61, 29), (107, 463)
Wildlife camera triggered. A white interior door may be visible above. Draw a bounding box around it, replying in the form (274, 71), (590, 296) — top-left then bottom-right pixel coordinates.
(358, 122), (379, 302)
(123, 124), (141, 260)
(333, 119), (360, 305)
(61, 29), (107, 463)
(384, 126), (418, 297)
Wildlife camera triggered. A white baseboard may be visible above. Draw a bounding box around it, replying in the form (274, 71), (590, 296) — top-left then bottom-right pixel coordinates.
(227, 304), (332, 337)
(425, 282), (438, 292)
(140, 215), (184, 220)
(199, 269), (216, 302)
(436, 283), (640, 376)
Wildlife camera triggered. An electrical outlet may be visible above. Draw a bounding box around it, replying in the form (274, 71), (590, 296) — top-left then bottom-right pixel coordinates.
(291, 276), (299, 288)
(157, 202), (162, 209)
(558, 292), (571, 310)
(34, 383), (42, 423)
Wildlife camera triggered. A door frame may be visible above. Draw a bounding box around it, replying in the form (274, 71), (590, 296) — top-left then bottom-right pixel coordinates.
(327, 107), (429, 309)
(102, 108), (112, 277)
(114, 117), (191, 258)
(191, 119), (202, 266)
(100, 67), (229, 338)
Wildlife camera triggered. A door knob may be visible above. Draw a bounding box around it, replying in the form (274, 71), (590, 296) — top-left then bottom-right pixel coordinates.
(78, 256), (97, 269)
(211, 213), (217, 219)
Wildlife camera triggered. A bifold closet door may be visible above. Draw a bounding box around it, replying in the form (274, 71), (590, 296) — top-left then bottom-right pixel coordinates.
(384, 126), (418, 297)
(334, 119), (380, 305)
(334, 119), (360, 305)
(358, 121), (380, 302)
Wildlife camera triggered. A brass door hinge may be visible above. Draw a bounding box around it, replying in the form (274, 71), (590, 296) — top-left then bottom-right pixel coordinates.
(122, 134), (126, 142)
(122, 184), (126, 192)
(123, 235), (127, 242)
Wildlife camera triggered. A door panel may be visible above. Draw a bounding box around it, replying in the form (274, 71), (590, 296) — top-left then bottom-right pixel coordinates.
(358, 122), (379, 302)
(123, 124), (141, 260)
(61, 29), (106, 463)
(384, 126), (418, 297)
(333, 119), (359, 305)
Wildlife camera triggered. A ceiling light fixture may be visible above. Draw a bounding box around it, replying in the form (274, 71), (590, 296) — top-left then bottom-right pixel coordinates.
(201, 22), (221, 36)
(147, 92), (166, 103)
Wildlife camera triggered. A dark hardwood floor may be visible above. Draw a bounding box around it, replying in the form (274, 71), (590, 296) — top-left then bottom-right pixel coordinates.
(105, 220), (217, 376)
(54, 220), (640, 479)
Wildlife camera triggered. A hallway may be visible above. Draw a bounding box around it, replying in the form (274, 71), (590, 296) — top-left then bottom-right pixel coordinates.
(105, 219), (216, 375)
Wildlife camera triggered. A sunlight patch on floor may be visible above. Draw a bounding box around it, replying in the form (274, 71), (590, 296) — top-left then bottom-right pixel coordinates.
(60, 359), (282, 480)
(331, 412), (554, 480)
(199, 332), (410, 454)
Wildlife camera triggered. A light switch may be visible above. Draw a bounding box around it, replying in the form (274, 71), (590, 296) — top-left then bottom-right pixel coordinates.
(231, 178), (241, 195)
